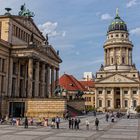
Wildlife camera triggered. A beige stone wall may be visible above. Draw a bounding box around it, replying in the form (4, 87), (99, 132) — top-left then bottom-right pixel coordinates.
(67, 100), (85, 111)
(26, 98), (67, 118)
(83, 93), (95, 108)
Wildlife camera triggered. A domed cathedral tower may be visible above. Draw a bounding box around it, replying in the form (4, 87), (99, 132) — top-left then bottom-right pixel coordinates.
(95, 9), (140, 111)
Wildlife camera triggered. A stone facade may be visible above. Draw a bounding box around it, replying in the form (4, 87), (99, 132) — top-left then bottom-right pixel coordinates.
(0, 7), (63, 118)
(95, 10), (140, 111)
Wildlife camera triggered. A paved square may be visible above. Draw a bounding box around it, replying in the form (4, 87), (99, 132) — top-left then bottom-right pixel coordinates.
(0, 114), (139, 140)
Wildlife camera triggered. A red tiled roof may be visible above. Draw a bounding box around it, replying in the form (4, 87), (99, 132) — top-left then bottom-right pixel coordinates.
(79, 81), (95, 88)
(59, 74), (86, 91)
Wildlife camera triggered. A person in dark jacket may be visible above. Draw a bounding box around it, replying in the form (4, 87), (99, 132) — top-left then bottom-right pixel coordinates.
(68, 117), (72, 129)
(95, 118), (99, 130)
(24, 116), (28, 128)
(71, 118), (74, 129)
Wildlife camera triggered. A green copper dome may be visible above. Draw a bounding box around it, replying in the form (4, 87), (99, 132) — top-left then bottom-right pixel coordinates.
(108, 10), (127, 32)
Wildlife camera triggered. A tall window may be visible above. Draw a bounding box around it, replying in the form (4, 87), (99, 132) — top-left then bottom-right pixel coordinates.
(133, 100), (137, 108)
(12, 78), (16, 97)
(124, 100), (128, 107)
(99, 100), (102, 107)
(111, 57), (113, 64)
(122, 57), (125, 64)
(107, 100), (111, 107)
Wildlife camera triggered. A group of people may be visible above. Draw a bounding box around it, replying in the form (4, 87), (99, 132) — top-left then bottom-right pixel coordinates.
(68, 117), (81, 129)
(105, 111), (123, 122)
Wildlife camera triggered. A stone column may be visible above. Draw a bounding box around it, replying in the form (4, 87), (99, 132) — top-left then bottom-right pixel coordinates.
(95, 89), (98, 108)
(55, 68), (59, 88)
(41, 63), (45, 97)
(8, 57), (13, 97)
(51, 67), (55, 97)
(129, 88), (132, 108)
(113, 48), (115, 64)
(120, 88), (123, 108)
(120, 47), (122, 64)
(104, 49), (107, 66)
(28, 59), (33, 98)
(17, 61), (20, 97)
(126, 48), (129, 65)
(111, 88), (114, 109)
(138, 88), (140, 106)
(35, 61), (39, 97)
(46, 65), (50, 98)
(103, 88), (106, 108)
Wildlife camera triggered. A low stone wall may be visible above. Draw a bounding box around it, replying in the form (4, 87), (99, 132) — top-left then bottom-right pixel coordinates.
(26, 98), (67, 118)
(67, 100), (85, 111)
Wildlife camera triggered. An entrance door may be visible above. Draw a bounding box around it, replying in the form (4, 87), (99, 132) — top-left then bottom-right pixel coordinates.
(9, 102), (25, 117)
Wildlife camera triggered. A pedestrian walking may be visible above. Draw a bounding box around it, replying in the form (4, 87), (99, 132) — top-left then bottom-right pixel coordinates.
(85, 119), (89, 130)
(68, 117), (72, 129)
(74, 118), (78, 130)
(51, 117), (55, 128)
(56, 116), (60, 129)
(111, 113), (115, 122)
(77, 118), (81, 129)
(95, 118), (99, 130)
(24, 116), (28, 128)
(105, 113), (109, 122)
(71, 118), (74, 129)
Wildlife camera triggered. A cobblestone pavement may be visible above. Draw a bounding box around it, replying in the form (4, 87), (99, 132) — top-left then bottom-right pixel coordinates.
(0, 114), (139, 140)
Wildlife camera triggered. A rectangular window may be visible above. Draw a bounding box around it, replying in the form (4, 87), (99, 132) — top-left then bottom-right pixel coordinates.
(133, 91), (137, 94)
(12, 78), (16, 97)
(124, 91), (128, 94)
(124, 100), (128, 107)
(13, 62), (17, 75)
(98, 91), (102, 94)
(99, 100), (102, 107)
(133, 100), (137, 107)
(107, 100), (111, 107)
(107, 91), (111, 94)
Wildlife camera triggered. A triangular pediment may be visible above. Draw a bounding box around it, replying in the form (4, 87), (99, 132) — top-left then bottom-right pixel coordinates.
(13, 16), (44, 39)
(36, 45), (62, 63)
(97, 74), (139, 83)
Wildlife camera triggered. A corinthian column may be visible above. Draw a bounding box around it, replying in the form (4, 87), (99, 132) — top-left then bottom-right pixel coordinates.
(41, 63), (45, 97)
(8, 57), (13, 97)
(51, 67), (55, 97)
(46, 65), (50, 98)
(28, 59), (33, 98)
(35, 61), (39, 97)
(103, 88), (106, 108)
(55, 68), (59, 88)
(111, 88), (114, 109)
(120, 88), (123, 108)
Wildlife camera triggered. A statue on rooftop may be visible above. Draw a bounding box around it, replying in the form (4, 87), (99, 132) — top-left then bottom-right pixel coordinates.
(18, 3), (35, 17)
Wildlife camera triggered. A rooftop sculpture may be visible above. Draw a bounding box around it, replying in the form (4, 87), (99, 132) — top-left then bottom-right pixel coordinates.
(18, 3), (35, 17)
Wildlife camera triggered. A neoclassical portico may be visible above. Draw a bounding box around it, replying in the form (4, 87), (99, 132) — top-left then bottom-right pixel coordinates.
(95, 10), (140, 111)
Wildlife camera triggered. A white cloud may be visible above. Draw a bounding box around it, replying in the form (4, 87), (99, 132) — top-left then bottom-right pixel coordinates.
(38, 21), (66, 37)
(100, 13), (113, 21)
(130, 27), (140, 35)
(126, 0), (137, 8)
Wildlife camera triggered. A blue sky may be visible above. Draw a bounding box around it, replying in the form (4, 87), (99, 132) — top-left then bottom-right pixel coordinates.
(0, 0), (140, 79)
